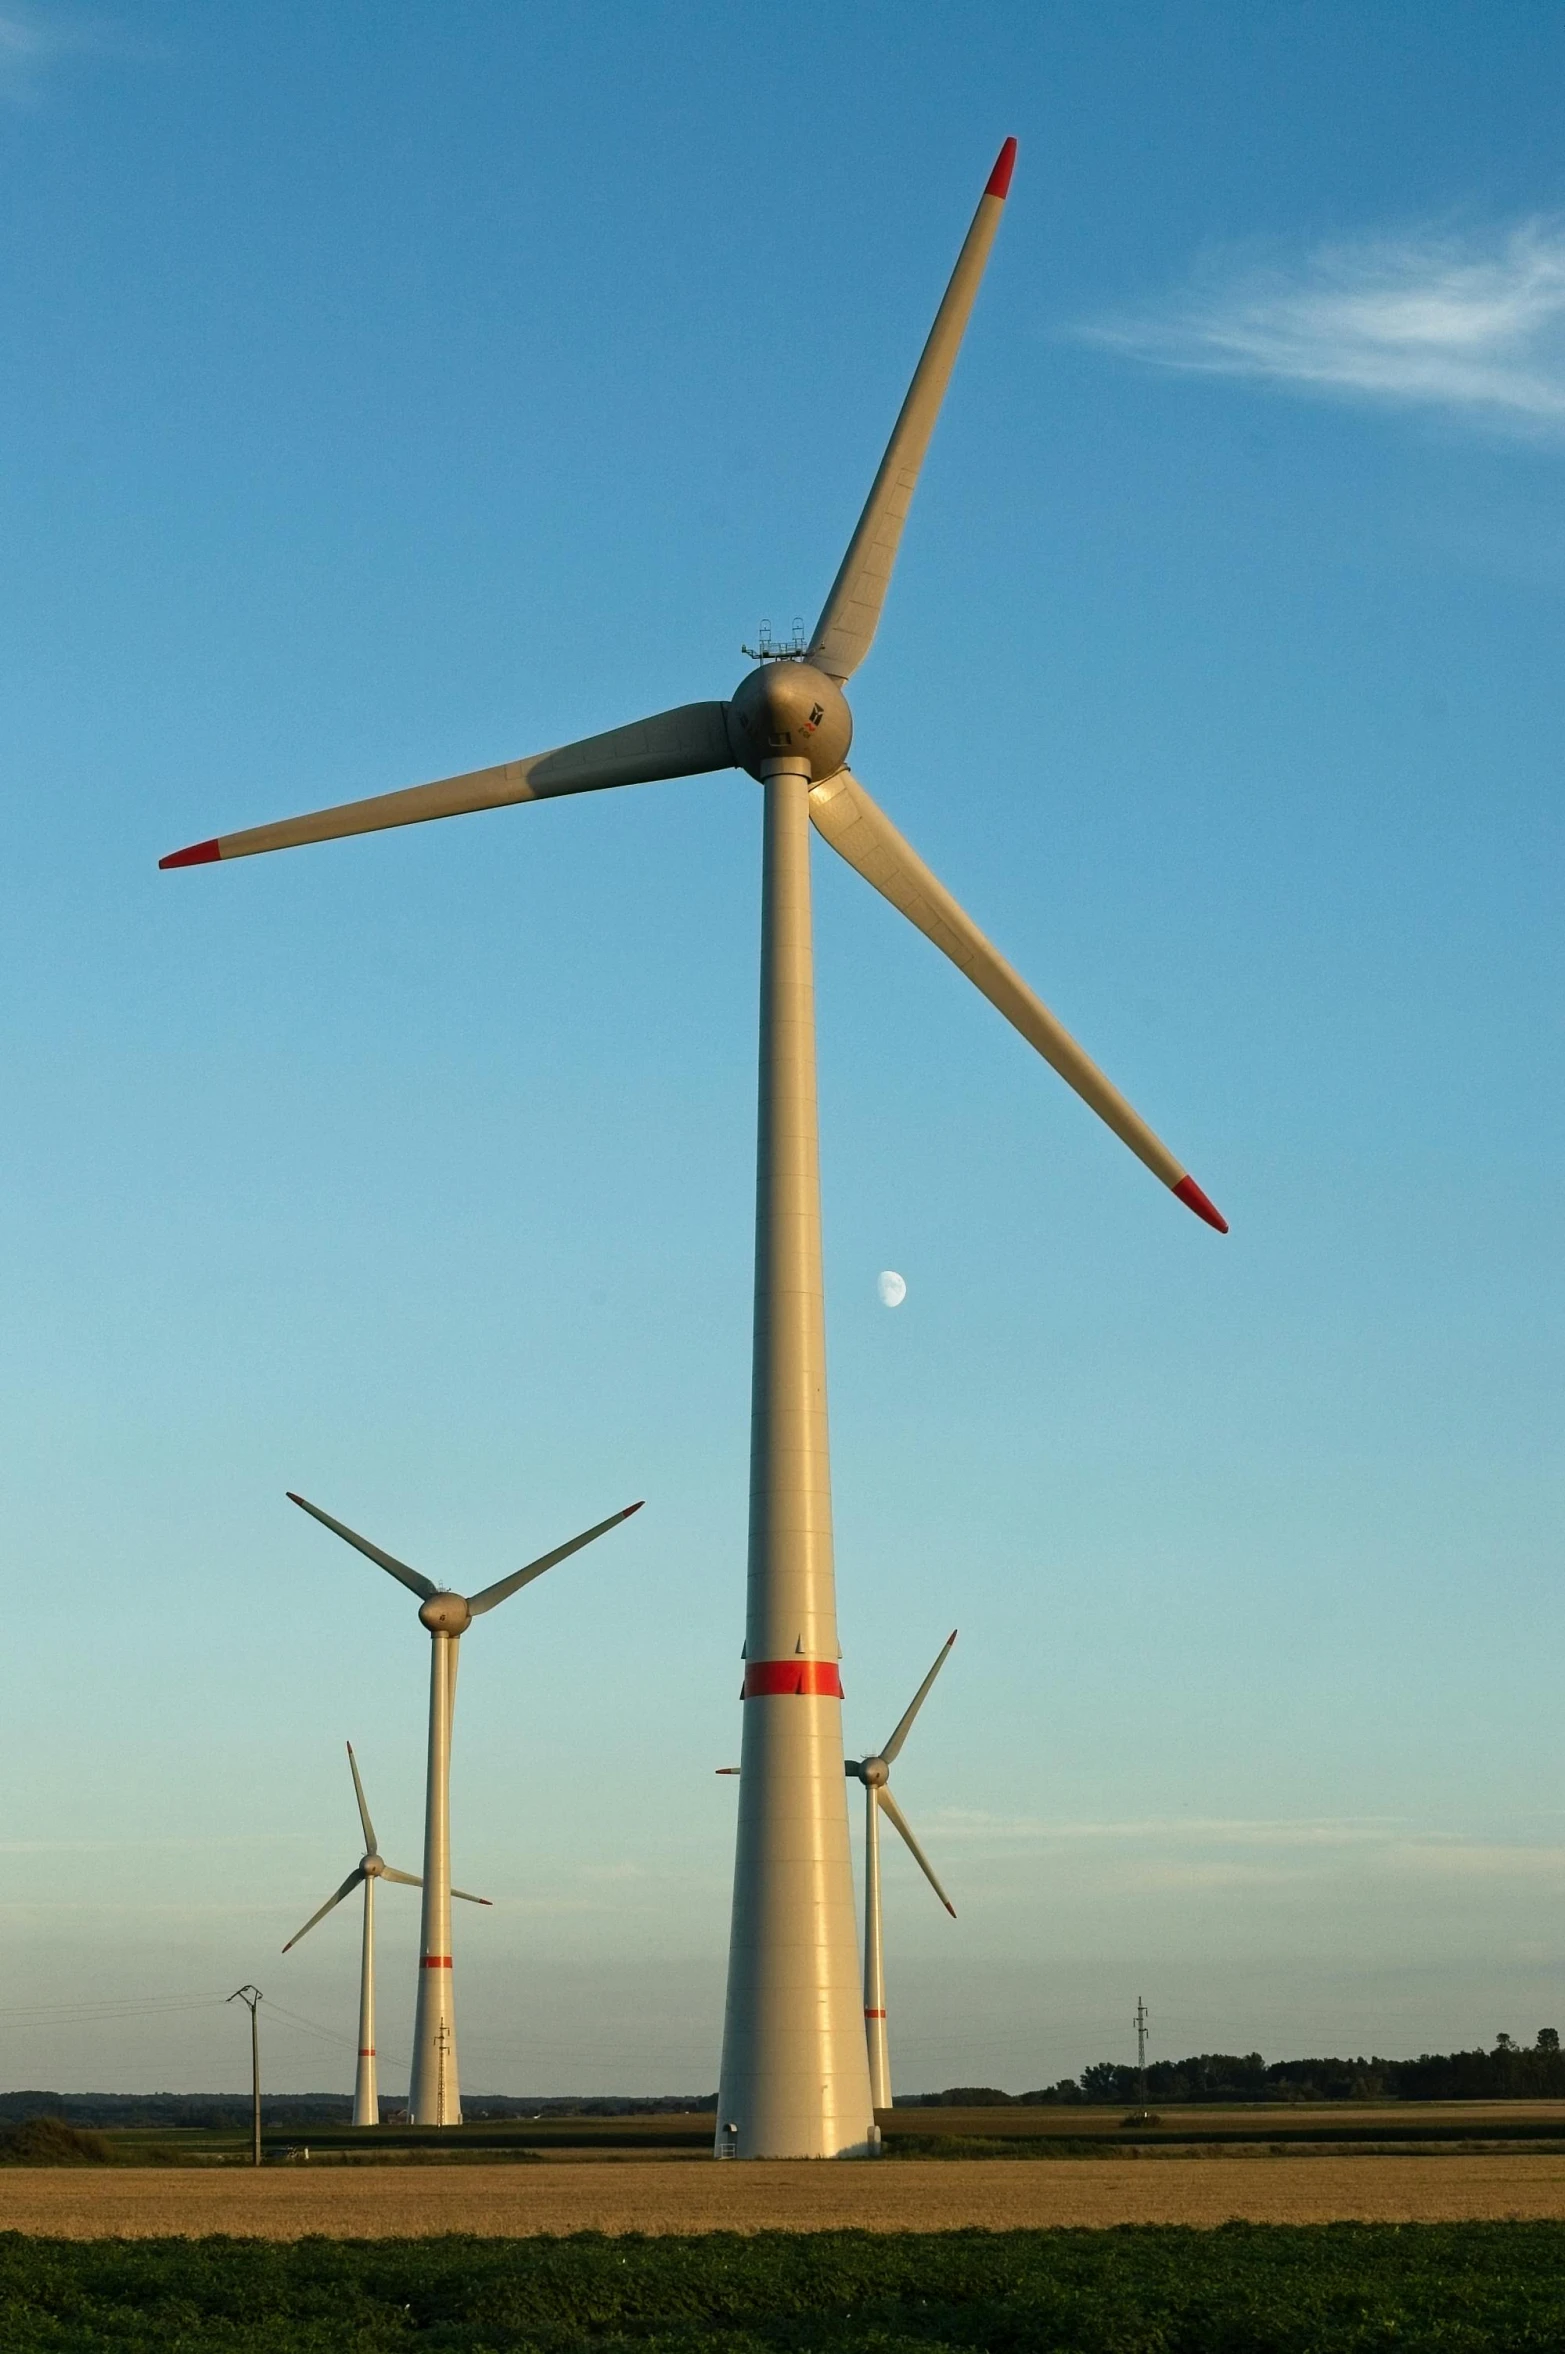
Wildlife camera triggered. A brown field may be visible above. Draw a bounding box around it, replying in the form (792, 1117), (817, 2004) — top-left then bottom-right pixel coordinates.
(881, 2101), (1565, 2147)
(6, 2153), (1565, 2238)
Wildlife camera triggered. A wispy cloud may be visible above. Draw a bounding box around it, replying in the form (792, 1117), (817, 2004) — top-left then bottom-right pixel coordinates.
(0, 6), (123, 107)
(1082, 219), (1565, 433)
(930, 1811), (1565, 1889)
(932, 1810), (1403, 1848)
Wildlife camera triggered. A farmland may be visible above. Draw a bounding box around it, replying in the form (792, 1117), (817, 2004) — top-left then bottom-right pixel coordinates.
(6, 2151), (1565, 2236)
(5, 2221), (1565, 2349)
(23, 2097), (1565, 2170)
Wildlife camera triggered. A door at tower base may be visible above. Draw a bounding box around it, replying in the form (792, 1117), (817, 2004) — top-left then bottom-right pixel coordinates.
(716, 1685), (875, 2157)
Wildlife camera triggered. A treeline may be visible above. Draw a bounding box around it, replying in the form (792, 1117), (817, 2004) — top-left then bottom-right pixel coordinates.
(0, 2091), (716, 2130)
(899, 2031), (1565, 2107)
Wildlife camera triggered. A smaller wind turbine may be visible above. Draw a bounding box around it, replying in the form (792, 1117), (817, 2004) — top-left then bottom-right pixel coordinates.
(288, 1490), (643, 2125)
(282, 1741), (489, 2128)
(846, 1632), (957, 2114)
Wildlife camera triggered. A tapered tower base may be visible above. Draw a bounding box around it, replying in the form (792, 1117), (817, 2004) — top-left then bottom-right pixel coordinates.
(718, 1687), (874, 2156)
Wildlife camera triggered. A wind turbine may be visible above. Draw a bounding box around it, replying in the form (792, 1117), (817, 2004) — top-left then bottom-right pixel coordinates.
(287, 1492), (642, 2124)
(846, 1632), (958, 2116)
(161, 136), (1227, 2157)
(282, 1740), (489, 2128)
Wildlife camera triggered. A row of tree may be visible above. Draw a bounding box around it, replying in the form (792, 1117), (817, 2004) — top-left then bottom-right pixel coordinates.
(0, 2090), (717, 2129)
(901, 2031), (1565, 2106)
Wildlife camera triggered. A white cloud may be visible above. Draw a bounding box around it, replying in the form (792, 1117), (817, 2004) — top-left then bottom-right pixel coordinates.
(1082, 219), (1565, 432)
(0, 9), (60, 101)
(930, 1811), (1565, 1889)
(1383, 1839), (1565, 1881)
(932, 1809), (1402, 1848)
(0, 6), (121, 107)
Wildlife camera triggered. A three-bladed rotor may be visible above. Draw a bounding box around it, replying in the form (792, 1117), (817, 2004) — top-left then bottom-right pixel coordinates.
(846, 1629), (958, 1918)
(159, 134), (1226, 1235)
(285, 1492), (643, 1629)
(281, 1740), (487, 1953)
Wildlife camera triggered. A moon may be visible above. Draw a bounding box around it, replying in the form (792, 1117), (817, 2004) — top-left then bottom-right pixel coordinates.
(877, 1270), (907, 1308)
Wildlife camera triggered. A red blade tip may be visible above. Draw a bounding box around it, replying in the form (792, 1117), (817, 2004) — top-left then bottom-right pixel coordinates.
(1173, 1175), (1229, 1234)
(985, 137), (1017, 199)
(623, 1500), (645, 1518)
(159, 838), (221, 869)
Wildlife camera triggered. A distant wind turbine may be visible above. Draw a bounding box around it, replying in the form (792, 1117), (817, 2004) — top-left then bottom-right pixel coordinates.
(163, 135), (1226, 2156)
(287, 1493), (642, 2124)
(282, 1740), (489, 2129)
(846, 1632), (957, 2114)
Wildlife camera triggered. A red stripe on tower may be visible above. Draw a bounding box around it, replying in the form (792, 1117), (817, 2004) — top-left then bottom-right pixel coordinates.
(985, 137), (1017, 200)
(742, 1659), (844, 1700)
(419, 1956), (453, 1969)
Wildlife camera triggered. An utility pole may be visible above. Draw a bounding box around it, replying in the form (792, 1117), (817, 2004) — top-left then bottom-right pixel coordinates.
(228, 1985), (263, 2167)
(1134, 1996), (1149, 2110)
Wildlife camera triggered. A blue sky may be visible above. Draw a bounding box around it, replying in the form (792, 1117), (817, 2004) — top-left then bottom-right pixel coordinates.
(0, 0), (1559, 2097)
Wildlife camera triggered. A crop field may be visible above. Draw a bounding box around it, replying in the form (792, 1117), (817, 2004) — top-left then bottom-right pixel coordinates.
(881, 2100), (1565, 2150)
(26, 2099), (1565, 2170)
(6, 2221), (1565, 2349)
(5, 2153), (1565, 2237)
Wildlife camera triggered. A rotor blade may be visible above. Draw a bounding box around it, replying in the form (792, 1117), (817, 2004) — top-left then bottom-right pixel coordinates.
(282, 1868), (363, 1952)
(881, 1630), (957, 1765)
(809, 769), (1228, 1230)
(465, 1500), (644, 1617)
(159, 703), (735, 868)
(379, 1862), (486, 1905)
(877, 1788), (955, 1917)
(286, 1493), (438, 1600)
(807, 138), (1016, 684)
(345, 1742), (377, 1855)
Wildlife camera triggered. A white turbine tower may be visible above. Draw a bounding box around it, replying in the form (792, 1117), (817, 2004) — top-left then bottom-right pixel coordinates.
(846, 1632), (958, 2117)
(282, 1740), (490, 2128)
(162, 137), (1227, 2157)
(287, 1492), (642, 2125)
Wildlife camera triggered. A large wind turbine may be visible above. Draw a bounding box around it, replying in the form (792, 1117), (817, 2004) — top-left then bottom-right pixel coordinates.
(287, 1493), (642, 2124)
(161, 137), (1226, 2156)
(282, 1740), (489, 2128)
(846, 1633), (957, 2118)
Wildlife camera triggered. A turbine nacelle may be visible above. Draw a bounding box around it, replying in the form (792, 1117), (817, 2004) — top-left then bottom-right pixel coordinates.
(726, 662), (852, 782)
(418, 1590), (473, 1636)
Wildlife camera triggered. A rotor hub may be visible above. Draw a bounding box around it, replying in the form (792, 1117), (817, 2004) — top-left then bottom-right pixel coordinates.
(861, 1755), (889, 1788)
(726, 661), (852, 782)
(419, 1590), (472, 1635)
(362, 1852), (384, 1878)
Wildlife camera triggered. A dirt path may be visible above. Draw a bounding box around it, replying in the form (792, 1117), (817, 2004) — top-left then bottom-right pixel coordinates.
(5, 2155), (1565, 2238)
